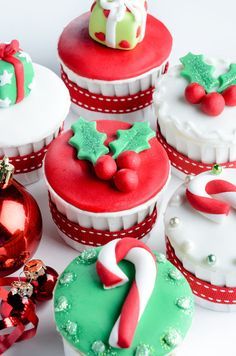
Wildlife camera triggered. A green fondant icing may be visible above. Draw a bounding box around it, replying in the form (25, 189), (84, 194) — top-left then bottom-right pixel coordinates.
(0, 50), (34, 107)
(218, 63), (236, 92)
(180, 53), (219, 93)
(89, 1), (145, 50)
(110, 122), (155, 159)
(54, 248), (194, 356)
(69, 118), (109, 164)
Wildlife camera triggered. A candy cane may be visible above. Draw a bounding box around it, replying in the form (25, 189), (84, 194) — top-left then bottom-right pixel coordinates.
(100, 0), (147, 48)
(96, 238), (157, 349)
(186, 168), (236, 223)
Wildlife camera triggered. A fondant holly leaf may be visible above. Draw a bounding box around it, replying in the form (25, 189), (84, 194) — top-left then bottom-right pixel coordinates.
(218, 63), (236, 92)
(180, 53), (219, 93)
(110, 122), (155, 159)
(69, 118), (109, 164)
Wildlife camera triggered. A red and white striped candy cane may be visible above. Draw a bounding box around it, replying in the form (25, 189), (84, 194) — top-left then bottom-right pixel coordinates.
(96, 238), (157, 349)
(186, 168), (236, 223)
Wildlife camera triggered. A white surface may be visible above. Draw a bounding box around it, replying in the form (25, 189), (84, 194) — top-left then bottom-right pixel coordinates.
(1, 1), (236, 355)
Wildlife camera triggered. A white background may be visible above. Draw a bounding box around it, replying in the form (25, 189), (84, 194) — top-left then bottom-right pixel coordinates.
(1, 1), (236, 355)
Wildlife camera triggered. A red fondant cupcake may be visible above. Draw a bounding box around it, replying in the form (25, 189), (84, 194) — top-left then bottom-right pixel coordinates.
(44, 118), (170, 251)
(58, 1), (172, 122)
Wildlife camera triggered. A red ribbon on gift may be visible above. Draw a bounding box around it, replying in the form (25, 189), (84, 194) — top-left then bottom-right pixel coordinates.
(0, 40), (25, 104)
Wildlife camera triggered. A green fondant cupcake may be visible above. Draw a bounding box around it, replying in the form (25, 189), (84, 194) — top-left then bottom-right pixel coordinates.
(54, 238), (194, 355)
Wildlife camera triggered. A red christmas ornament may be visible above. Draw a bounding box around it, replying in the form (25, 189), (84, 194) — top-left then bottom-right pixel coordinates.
(185, 83), (205, 104)
(114, 169), (139, 192)
(117, 151), (141, 171)
(0, 158), (42, 277)
(94, 155), (117, 181)
(222, 85), (236, 106)
(201, 92), (225, 117)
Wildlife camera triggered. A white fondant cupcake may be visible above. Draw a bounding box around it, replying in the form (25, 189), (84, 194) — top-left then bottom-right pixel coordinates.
(154, 53), (236, 179)
(0, 40), (70, 185)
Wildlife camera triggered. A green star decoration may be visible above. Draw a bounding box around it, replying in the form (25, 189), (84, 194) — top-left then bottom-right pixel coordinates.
(110, 122), (155, 159)
(218, 63), (236, 92)
(180, 53), (219, 93)
(69, 118), (109, 164)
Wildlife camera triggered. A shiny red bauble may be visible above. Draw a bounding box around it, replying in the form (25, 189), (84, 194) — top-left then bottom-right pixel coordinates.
(185, 83), (206, 104)
(117, 151), (141, 171)
(94, 155), (117, 181)
(114, 169), (139, 192)
(222, 85), (236, 106)
(0, 180), (42, 277)
(201, 93), (225, 116)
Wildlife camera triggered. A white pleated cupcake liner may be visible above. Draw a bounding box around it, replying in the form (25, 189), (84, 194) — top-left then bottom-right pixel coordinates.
(157, 118), (236, 165)
(1, 125), (63, 186)
(71, 102), (156, 122)
(61, 61), (168, 97)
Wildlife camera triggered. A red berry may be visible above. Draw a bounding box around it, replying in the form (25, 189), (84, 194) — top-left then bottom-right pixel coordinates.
(114, 169), (139, 192)
(94, 156), (117, 181)
(222, 85), (236, 106)
(119, 40), (131, 49)
(185, 83), (206, 104)
(117, 151), (141, 170)
(95, 32), (106, 42)
(201, 93), (225, 117)
(103, 9), (110, 18)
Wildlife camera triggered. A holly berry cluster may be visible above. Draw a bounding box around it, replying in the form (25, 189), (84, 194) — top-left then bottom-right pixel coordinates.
(94, 151), (141, 193)
(185, 83), (236, 117)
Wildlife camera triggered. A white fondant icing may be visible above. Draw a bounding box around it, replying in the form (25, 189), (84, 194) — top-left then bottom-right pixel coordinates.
(0, 70), (13, 87)
(154, 59), (236, 164)
(100, 0), (146, 48)
(165, 181), (236, 287)
(0, 63), (70, 148)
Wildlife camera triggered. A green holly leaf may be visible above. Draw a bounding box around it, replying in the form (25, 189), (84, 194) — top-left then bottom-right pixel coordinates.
(180, 53), (219, 93)
(69, 118), (109, 164)
(218, 63), (236, 92)
(110, 122), (155, 159)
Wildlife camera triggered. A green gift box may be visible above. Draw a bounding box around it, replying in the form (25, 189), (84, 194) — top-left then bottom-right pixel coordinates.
(0, 40), (34, 108)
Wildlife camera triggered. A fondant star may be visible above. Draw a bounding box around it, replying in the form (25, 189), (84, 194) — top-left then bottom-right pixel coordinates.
(18, 51), (32, 63)
(0, 97), (11, 108)
(0, 70), (13, 87)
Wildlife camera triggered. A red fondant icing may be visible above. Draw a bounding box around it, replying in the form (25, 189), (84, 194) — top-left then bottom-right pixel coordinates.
(206, 179), (236, 195)
(45, 121), (169, 213)
(96, 261), (123, 287)
(186, 190), (230, 216)
(58, 13), (172, 81)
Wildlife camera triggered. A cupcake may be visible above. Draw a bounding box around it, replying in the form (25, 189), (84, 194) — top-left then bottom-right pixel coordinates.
(165, 165), (236, 311)
(58, 1), (172, 122)
(154, 53), (236, 179)
(54, 238), (194, 355)
(44, 118), (170, 251)
(0, 40), (71, 185)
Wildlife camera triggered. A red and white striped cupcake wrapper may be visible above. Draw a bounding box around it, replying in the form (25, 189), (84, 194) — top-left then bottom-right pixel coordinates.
(166, 238), (236, 306)
(49, 196), (157, 248)
(156, 129), (236, 177)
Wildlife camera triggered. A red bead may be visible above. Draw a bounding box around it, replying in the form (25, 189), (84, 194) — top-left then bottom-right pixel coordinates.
(119, 40), (131, 49)
(94, 156), (117, 181)
(201, 93), (225, 117)
(222, 85), (236, 106)
(117, 151), (141, 170)
(114, 169), (139, 192)
(185, 83), (205, 104)
(103, 9), (110, 18)
(95, 32), (105, 42)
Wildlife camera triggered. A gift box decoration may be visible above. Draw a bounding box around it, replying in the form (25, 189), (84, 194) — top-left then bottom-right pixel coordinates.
(89, 0), (148, 50)
(0, 40), (34, 108)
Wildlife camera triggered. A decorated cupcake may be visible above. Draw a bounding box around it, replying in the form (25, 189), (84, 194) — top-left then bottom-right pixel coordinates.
(154, 53), (236, 179)
(54, 238), (194, 355)
(165, 165), (236, 311)
(58, 1), (172, 122)
(0, 40), (71, 185)
(44, 118), (170, 251)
